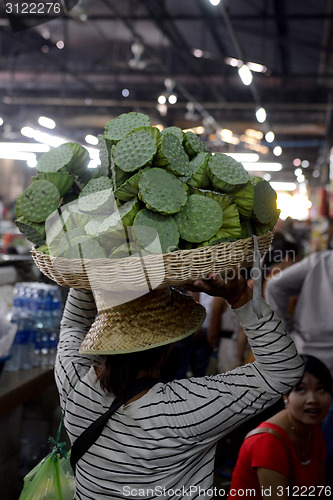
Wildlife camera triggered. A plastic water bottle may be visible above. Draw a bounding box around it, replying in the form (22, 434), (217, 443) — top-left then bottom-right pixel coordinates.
(5, 282), (63, 371)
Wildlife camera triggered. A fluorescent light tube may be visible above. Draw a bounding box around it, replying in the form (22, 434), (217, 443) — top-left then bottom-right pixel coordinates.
(243, 162), (282, 171)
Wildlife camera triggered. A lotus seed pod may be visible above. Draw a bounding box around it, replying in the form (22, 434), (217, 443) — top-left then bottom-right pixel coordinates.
(183, 131), (209, 158)
(133, 208), (179, 254)
(20, 180), (61, 223)
(229, 181), (254, 219)
(15, 217), (46, 246)
(208, 153), (249, 192)
(174, 194), (223, 243)
(104, 112), (150, 142)
(161, 126), (183, 143)
(114, 130), (157, 173)
(154, 133), (192, 179)
(187, 152), (211, 188)
(252, 179), (278, 224)
(130, 126), (161, 145)
(36, 144), (73, 173)
(138, 168), (188, 215)
(33, 172), (75, 197)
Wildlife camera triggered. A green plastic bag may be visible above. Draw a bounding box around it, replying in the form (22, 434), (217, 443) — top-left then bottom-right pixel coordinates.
(19, 417), (75, 499)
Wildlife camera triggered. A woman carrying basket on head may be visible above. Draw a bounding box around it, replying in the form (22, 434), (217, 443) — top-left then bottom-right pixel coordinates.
(55, 269), (304, 500)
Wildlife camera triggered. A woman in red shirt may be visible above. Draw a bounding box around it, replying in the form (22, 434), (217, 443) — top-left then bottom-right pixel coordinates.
(228, 354), (332, 499)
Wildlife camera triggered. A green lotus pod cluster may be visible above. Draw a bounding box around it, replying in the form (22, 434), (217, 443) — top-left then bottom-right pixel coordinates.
(16, 112), (279, 257)
(138, 168), (188, 215)
(208, 153), (249, 192)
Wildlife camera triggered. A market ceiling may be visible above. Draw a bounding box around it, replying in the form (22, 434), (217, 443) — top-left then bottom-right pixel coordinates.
(0, 0), (333, 187)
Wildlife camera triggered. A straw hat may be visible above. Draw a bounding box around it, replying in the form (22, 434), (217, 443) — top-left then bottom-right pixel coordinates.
(79, 287), (206, 355)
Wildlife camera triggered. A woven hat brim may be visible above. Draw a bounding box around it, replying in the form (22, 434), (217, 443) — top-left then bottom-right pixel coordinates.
(79, 288), (206, 355)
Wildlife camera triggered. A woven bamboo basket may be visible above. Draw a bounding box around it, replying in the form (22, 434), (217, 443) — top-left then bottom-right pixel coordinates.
(31, 230), (274, 292)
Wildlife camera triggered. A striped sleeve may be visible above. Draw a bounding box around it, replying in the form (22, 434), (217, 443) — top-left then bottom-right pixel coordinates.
(55, 288), (98, 409)
(234, 297), (304, 393)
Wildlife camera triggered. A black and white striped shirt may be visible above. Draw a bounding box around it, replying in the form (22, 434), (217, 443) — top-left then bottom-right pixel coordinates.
(55, 289), (304, 500)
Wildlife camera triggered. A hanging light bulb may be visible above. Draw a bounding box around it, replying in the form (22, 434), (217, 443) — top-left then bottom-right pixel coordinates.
(168, 94), (177, 104)
(256, 107), (267, 123)
(238, 64), (253, 86)
(265, 131), (275, 143)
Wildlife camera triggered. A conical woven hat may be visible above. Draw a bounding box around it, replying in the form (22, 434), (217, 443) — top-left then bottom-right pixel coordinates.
(79, 287), (206, 355)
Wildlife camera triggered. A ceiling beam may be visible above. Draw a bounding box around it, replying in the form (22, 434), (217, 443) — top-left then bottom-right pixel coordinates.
(273, 0), (290, 75)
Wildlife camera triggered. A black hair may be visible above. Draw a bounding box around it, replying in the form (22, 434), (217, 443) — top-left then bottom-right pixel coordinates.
(298, 354), (333, 394)
(95, 344), (171, 396)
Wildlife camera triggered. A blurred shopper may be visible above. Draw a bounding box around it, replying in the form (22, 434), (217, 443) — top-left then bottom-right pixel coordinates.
(228, 354), (332, 499)
(265, 250), (333, 487)
(208, 296), (246, 373)
(261, 234), (300, 299)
